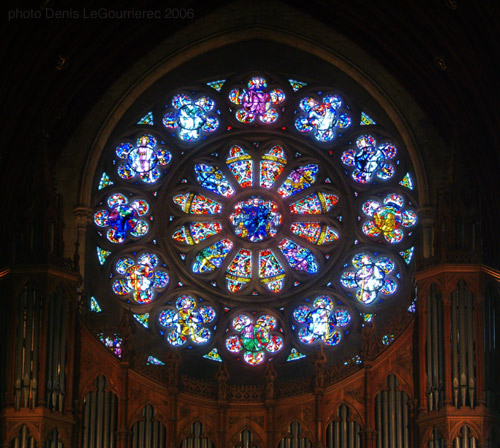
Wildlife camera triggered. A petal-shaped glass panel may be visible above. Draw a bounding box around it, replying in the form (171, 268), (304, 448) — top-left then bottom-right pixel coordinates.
(195, 164), (234, 197)
(290, 222), (339, 245)
(192, 239), (233, 273)
(225, 249), (252, 292)
(278, 164), (318, 197)
(173, 193), (222, 214)
(173, 222), (223, 245)
(226, 145), (253, 188)
(279, 238), (318, 273)
(260, 145), (287, 188)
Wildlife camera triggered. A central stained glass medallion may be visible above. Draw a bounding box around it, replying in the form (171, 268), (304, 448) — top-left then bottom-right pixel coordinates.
(229, 197), (282, 242)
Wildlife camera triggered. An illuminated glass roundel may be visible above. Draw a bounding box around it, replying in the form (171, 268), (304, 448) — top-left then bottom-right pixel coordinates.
(229, 197), (282, 242)
(91, 73), (418, 369)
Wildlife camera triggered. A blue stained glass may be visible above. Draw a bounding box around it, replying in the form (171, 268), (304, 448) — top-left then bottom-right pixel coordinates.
(192, 239), (233, 273)
(163, 94), (219, 141)
(341, 253), (398, 304)
(116, 135), (171, 184)
(195, 164), (234, 197)
(342, 135), (397, 184)
(295, 94), (351, 142)
(279, 238), (318, 273)
(293, 297), (349, 346)
(159, 296), (216, 347)
(230, 197), (282, 242)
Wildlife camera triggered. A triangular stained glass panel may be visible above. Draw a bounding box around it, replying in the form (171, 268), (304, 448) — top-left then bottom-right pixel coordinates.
(288, 79), (307, 92)
(287, 348), (306, 361)
(203, 348), (222, 362)
(399, 247), (415, 264)
(133, 313), (149, 328)
(137, 111), (154, 125)
(399, 172), (414, 190)
(90, 297), (102, 313)
(98, 172), (113, 190)
(207, 79), (226, 92)
(360, 112), (376, 125)
(97, 246), (111, 265)
(147, 355), (165, 365)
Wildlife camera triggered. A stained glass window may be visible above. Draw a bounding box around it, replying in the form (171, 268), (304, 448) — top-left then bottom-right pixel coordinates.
(91, 72), (417, 370)
(159, 296), (216, 346)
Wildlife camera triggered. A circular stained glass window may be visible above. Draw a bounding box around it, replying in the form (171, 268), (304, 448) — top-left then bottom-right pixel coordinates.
(90, 73), (418, 372)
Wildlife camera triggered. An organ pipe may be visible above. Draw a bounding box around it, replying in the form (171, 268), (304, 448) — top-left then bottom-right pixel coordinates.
(326, 405), (361, 448)
(375, 375), (409, 448)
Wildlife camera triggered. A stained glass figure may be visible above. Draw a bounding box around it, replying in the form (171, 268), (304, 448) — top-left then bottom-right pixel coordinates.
(163, 94), (219, 141)
(230, 197), (282, 242)
(289, 192), (338, 214)
(137, 111), (154, 125)
(116, 135), (172, 184)
(399, 172), (414, 190)
(288, 79), (307, 92)
(98, 172), (113, 190)
(293, 295), (350, 346)
(147, 355), (165, 365)
(259, 249), (286, 292)
(203, 348), (222, 362)
(192, 239), (233, 273)
(290, 222), (339, 245)
(194, 164), (234, 197)
(112, 253), (169, 304)
(278, 164), (318, 197)
(260, 145), (287, 188)
(279, 239), (318, 273)
(173, 222), (223, 245)
(361, 194), (417, 243)
(90, 297), (102, 313)
(287, 348), (306, 361)
(341, 135), (397, 184)
(133, 313), (149, 328)
(226, 145), (253, 188)
(225, 314), (283, 365)
(206, 80), (226, 92)
(94, 193), (151, 243)
(97, 246), (111, 265)
(98, 333), (122, 358)
(226, 249), (252, 292)
(360, 112), (376, 126)
(363, 313), (374, 322)
(399, 247), (415, 265)
(229, 77), (285, 124)
(340, 253), (398, 304)
(173, 193), (222, 214)
(158, 295), (216, 346)
(295, 94), (351, 142)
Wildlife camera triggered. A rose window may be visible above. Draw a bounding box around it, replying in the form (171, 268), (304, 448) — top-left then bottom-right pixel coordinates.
(90, 73), (418, 373)
(170, 142), (342, 295)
